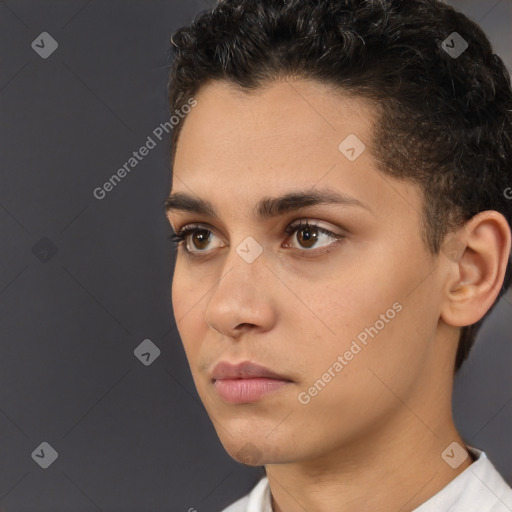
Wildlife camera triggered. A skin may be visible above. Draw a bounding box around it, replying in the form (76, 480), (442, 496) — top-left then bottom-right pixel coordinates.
(166, 79), (511, 512)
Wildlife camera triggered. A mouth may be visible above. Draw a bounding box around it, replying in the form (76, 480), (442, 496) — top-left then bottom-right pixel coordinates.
(211, 360), (293, 404)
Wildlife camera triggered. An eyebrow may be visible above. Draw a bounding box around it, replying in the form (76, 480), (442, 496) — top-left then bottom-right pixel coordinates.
(164, 186), (373, 223)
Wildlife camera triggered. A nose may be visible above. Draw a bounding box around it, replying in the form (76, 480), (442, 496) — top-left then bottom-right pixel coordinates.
(203, 245), (276, 339)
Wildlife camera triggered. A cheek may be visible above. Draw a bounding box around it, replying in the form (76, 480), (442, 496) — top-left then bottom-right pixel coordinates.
(299, 269), (412, 375)
(171, 273), (186, 321)
(171, 261), (206, 320)
(291, 310), (420, 434)
(171, 270), (207, 359)
(318, 280), (435, 397)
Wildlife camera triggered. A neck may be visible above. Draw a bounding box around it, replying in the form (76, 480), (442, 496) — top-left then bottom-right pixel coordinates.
(265, 409), (473, 512)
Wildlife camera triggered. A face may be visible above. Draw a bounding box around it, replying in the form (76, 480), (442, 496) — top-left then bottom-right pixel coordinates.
(166, 79), (449, 466)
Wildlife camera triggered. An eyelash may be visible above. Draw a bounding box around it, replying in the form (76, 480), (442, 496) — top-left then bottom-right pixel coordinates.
(168, 220), (345, 257)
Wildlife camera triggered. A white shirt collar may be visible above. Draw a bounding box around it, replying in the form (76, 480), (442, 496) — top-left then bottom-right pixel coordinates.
(221, 446), (512, 512)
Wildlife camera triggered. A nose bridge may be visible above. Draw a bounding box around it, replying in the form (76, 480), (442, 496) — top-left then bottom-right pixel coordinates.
(217, 234), (268, 297)
(204, 235), (273, 333)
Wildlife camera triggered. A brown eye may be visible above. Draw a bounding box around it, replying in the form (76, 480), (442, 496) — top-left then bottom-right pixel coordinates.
(284, 220), (344, 252)
(170, 225), (223, 254)
(170, 219), (344, 258)
(191, 229), (211, 250)
(296, 224), (319, 248)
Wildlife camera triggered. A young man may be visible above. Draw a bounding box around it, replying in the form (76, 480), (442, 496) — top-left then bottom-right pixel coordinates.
(164, 0), (512, 510)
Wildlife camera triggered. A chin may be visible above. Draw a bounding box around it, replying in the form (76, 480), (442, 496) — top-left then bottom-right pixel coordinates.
(220, 434), (296, 466)
(230, 441), (267, 465)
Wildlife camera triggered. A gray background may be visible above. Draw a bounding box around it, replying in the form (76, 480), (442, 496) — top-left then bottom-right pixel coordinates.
(0, 0), (510, 510)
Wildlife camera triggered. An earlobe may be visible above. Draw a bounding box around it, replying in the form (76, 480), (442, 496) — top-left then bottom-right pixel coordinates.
(440, 211), (511, 328)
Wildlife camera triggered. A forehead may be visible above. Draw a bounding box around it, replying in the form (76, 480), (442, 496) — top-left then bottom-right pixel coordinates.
(171, 79), (424, 227)
(174, 79), (374, 183)
(176, 79), (376, 160)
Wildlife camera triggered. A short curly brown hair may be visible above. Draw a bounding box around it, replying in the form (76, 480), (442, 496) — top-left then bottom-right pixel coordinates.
(167, 0), (512, 373)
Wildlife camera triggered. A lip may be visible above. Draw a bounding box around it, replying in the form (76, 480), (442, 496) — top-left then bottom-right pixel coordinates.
(211, 361), (293, 404)
(211, 361), (291, 381)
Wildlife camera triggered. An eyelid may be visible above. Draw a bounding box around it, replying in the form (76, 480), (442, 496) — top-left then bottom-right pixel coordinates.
(283, 219), (345, 253)
(173, 218), (343, 237)
(171, 218), (346, 256)
(173, 222), (225, 242)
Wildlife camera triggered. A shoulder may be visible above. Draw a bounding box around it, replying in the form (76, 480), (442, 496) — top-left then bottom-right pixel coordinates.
(468, 449), (512, 511)
(220, 495), (250, 512)
(415, 446), (512, 512)
(219, 477), (270, 512)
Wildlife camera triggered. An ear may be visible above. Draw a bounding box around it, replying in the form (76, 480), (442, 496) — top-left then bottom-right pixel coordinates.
(440, 210), (511, 328)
